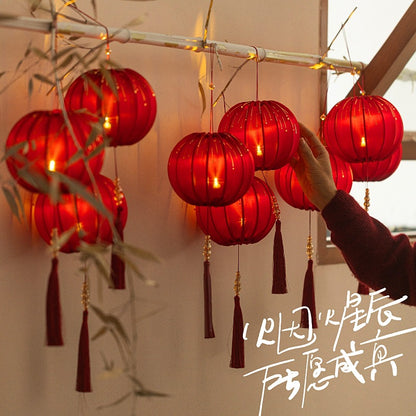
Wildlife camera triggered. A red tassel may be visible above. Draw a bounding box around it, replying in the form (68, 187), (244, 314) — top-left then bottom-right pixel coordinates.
(272, 219), (287, 294)
(300, 259), (317, 329)
(357, 281), (370, 295)
(46, 256), (63, 346)
(230, 295), (245, 368)
(111, 205), (125, 290)
(76, 309), (91, 393)
(203, 260), (215, 338)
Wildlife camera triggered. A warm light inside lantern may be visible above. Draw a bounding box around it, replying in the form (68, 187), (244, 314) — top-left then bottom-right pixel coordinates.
(212, 177), (221, 189)
(48, 160), (56, 172)
(256, 144), (263, 156)
(360, 136), (367, 147)
(103, 116), (112, 130)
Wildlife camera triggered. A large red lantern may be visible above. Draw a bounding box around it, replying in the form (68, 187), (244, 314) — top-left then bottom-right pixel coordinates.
(218, 100), (300, 170)
(65, 68), (157, 147)
(5, 110), (104, 193)
(34, 174), (128, 253)
(274, 154), (353, 211)
(351, 144), (402, 182)
(323, 95), (403, 163)
(196, 176), (280, 369)
(195, 177), (275, 245)
(167, 132), (255, 206)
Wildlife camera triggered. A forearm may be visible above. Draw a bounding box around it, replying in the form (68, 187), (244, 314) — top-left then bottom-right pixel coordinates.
(322, 191), (416, 305)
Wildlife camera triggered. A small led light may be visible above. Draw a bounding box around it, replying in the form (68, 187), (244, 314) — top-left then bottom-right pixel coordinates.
(213, 177), (221, 189)
(360, 136), (366, 147)
(48, 160), (56, 172)
(256, 145), (263, 156)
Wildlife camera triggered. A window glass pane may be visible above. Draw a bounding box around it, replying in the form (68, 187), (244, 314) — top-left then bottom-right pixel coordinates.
(327, 0), (413, 110)
(350, 160), (416, 234)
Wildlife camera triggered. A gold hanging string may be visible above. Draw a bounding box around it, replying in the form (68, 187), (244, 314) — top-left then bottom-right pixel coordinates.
(307, 211), (314, 261)
(203, 235), (212, 262)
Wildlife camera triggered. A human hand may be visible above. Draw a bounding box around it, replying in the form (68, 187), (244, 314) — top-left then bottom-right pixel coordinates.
(290, 123), (337, 211)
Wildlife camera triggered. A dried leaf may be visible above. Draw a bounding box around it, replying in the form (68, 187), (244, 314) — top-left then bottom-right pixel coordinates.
(30, 0), (42, 13)
(198, 81), (206, 116)
(28, 77), (33, 98)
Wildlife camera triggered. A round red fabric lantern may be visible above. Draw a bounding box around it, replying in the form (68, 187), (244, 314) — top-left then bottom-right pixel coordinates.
(34, 175), (127, 253)
(5, 110), (104, 193)
(351, 144), (402, 182)
(65, 68), (156, 147)
(274, 154), (353, 210)
(218, 100), (300, 170)
(323, 95), (403, 163)
(195, 177), (275, 245)
(167, 132), (255, 206)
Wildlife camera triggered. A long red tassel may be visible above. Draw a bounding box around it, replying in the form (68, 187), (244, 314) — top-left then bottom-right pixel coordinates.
(111, 205), (125, 290)
(300, 259), (317, 329)
(203, 260), (215, 338)
(230, 271), (244, 368)
(76, 280), (91, 393)
(272, 219), (287, 294)
(46, 256), (63, 346)
(357, 281), (370, 295)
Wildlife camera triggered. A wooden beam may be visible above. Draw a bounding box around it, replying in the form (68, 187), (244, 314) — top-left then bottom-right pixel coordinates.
(347, 0), (416, 97)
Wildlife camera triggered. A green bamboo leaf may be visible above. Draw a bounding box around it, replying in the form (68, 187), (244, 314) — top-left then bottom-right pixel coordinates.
(123, 242), (160, 263)
(97, 392), (133, 410)
(30, 47), (49, 60)
(79, 243), (111, 286)
(91, 325), (108, 341)
(90, 304), (130, 346)
(51, 172), (112, 221)
(33, 73), (55, 86)
(128, 376), (169, 397)
(2, 185), (22, 221)
(28, 77), (33, 98)
(99, 66), (118, 97)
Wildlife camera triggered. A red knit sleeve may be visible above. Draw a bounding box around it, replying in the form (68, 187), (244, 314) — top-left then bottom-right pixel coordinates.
(322, 190), (416, 305)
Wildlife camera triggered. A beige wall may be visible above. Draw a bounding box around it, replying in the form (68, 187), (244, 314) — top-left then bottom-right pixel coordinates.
(1, 1), (416, 415)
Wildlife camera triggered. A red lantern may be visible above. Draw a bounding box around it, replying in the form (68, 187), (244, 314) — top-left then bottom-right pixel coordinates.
(195, 177), (275, 245)
(218, 100), (300, 170)
(323, 95), (403, 163)
(65, 68), (157, 147)
(5, 110), (104, 193)
(167, 132), (255, 206)
(351, 144), (402, 182)
(34, 175), (128, 253)
(274, 154), (353, 211)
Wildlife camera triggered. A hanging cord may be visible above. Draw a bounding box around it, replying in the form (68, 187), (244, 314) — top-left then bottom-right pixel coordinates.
(208, 44), (216, 134)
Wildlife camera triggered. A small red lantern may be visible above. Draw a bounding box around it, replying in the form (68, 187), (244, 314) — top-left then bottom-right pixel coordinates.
(218, 100), (300, 170)
(5, 110), (104, 193)
(351, 144), (402, 182)
(34, 174), (127, 253)
(65, 68), (157, 147)
(195, 177), (275, 245)
(323, 95), (403, 163)
(167, 132), (255, 206)
(274, 154), (353, 211)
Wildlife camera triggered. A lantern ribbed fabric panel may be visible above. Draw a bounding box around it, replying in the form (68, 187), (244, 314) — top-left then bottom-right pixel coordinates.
(322, 190), (416, 306)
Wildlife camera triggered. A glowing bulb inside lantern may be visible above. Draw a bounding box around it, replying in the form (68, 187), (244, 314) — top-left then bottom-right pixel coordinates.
(103, 117), (112, 130)
(256, 145), (263, 156)
(48, 160), (56, 172)
(213, 177), (221, 189)
(360, 136), (367, 147)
